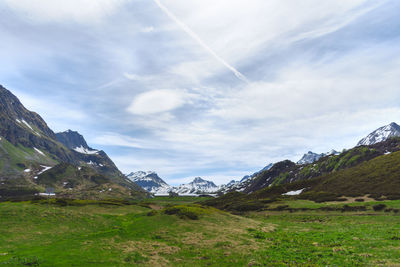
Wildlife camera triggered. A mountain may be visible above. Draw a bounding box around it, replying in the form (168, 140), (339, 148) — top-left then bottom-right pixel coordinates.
(126, 171), (170, 193)
(357, 122), (400, 146)
(0, 84), (146, 200)
(297, 150), (339, 165)
(173, 177), (219, 195)
(56, 130), (97, 154)
(55, 130), (124, 180)
(297, 151), (323, 165)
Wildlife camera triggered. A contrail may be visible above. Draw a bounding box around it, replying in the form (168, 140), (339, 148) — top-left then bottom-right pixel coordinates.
(153, 0), (249, 83)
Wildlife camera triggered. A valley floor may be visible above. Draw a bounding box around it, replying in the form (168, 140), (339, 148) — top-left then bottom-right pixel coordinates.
(0, 197), (400, 266)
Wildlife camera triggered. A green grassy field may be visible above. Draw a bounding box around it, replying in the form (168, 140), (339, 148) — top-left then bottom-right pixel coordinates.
(0, 197), (400, 266)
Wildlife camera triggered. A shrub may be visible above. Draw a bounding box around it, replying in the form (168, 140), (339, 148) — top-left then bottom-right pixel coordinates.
(355, 198), (364, 202)
(270, 205), (289, 211)
(373, 204), (386, 211)
(163, 205), (208, 220)
(147, 210), (158, 216)
(341, 205), (367, 212)
(226, 201), (265, 212)
(299, 191), (341, 203)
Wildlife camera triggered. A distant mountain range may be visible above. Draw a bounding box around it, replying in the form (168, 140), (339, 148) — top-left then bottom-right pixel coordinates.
(0, 84), (146, 200)
(128, 163), (276, 196)
(126, 172), (219, 195)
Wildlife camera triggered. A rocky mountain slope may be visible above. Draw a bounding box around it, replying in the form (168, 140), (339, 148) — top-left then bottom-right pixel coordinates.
(55, 130), (125, 180)
(0, 84), (146, 200)
(357, 122), (400, 146)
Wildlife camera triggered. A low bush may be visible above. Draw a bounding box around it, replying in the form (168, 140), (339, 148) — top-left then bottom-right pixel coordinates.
(341, 205), (367, 212)
(269, 205), (289, 211)
(163, 205), (209, 220)
(147, 210), (158, 216)
(298, 191), (341, 203)
(226, 201), (265, 212)
(373, 204), (386, 211)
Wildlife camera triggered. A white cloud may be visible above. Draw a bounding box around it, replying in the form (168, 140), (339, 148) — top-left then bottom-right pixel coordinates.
(92, 133), (148, 149)
(155, 0), (374, 81)
(3, 0), (127, 24)
(141, 26), (155, 33)
(126, 89), (189, 115)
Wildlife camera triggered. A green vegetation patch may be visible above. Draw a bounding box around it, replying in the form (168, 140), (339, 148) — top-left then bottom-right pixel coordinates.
(163, 204), (213, 220)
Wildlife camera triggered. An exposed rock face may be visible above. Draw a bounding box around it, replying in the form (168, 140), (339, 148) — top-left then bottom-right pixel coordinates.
(56, 130), (93, 152)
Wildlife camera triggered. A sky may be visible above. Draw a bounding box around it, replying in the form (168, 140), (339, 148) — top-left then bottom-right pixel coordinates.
(1, 0), (400, 185)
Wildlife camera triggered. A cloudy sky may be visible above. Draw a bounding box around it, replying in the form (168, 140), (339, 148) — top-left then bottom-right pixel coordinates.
(1, 0), (400, 185)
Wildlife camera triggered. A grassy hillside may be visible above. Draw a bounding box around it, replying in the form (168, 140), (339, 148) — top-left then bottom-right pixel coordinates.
(1, 197), (400, 266)
(36, 163), (147, 200)
(0, 137), (57, 176)
(307, 150), (400, 198)
(244, 137), (400, 194)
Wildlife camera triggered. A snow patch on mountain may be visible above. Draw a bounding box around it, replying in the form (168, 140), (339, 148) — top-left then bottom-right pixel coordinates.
(74, 145), (99, 155)
(34, 147), (45, 156)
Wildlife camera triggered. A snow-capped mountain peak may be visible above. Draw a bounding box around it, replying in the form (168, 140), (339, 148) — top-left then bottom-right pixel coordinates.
(126, 171), (170, 193)
(174, 177), (219, 195)
(297, 151), (322, 165)
(357, 122), (400, 146)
